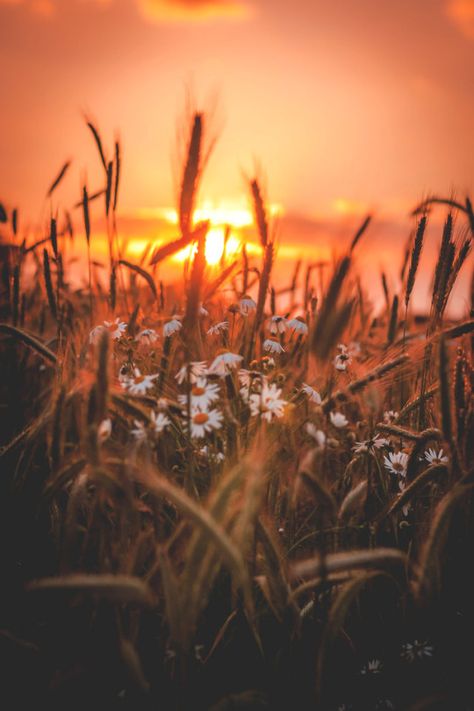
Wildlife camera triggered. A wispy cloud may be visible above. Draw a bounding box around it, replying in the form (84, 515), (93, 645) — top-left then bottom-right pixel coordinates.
(446, 0), (474, 39)
(137, 0), (254, 23)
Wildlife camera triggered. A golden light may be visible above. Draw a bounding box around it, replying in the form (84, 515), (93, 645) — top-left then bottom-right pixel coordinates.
(125, 199), (284, 266)
(205, 227), (226, 265)
(173, 226), (243, 265)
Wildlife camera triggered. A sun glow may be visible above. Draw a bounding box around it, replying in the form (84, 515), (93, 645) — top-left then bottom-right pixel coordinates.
(173, 226), (243, 266)
(127, 199), (283, 266)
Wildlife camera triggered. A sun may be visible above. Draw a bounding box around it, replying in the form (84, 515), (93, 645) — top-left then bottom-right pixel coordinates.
(127, 199), (282, 266)
(204, 226), (241, 265)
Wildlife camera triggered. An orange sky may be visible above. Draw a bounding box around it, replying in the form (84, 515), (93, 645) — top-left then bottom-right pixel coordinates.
(0, 0), (473, 311)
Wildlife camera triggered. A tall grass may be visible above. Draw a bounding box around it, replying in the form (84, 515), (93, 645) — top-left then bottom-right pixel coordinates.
(0, 110), (473, 711)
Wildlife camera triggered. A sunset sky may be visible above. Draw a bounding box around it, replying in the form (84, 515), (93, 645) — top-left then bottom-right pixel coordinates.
(0, 0), (473, 308)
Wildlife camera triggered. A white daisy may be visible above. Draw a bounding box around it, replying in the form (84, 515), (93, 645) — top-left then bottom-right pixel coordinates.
(383, 451), (408, 477)
(175, 361), (208, 385)
(301, 384), (322, 404)
(268, 315), (288, 334)
(239, 295), (257, 315)
(330, 411), (348, 428)
(190, 408), (224, 438)
(131, 419), (147, 441)
(122, 368), (159, 395)
(400, 640), (434, 663)
(238, 369), (263, 389)
(199, 445), (225, 462)
(424, 448), (448, 466)
(287, 317), (308, 335)
(249, 382), (286, 422)
(150, 410), (170, 434)
(334, 350), (352, 371)
(135, 328), (159, 345)
(305, 423), (326, 447)
(178, 378), (220, 410)
(89, 317), (127, 344)
(360, 659), (383, 675)
(208, 351), (243, 376)
(383, 410), (399, 424)
(353, 434), (389, 455)
(207, 321), (229, 336)
(163, 318), (182, 337)
(398, 478), (411, 516)
(98, 418), (112, 442)
(263, 339), (285, 354)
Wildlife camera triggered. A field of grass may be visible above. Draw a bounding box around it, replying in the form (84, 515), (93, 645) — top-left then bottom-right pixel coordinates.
(0, 112), (473, 711)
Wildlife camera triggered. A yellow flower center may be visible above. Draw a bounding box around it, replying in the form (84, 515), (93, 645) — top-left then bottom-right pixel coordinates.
(192, 386), (206, 396)
(193, 412), (209, 424)
(134, 375), (145, 384)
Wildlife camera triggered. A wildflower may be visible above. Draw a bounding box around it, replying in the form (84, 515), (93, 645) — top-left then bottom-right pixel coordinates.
(330, 411), (348, 428)
(98, 418), (112, 442)
(353, 434), (389, 455)
(150, 411), (170, 434)
(131, 419), (147, 441)
(249, 382), (286, 422)
(305, 422), (326, 447)
(424, 448), (448, 466)
(398, 478), (411, 516)
(301, 384), (322, 404)
(199, 445), (225, 462)
(199, 304), (209, 317)
(384, 451), (408, 477)
(360, 659), (383, 675)
(175, 361), (208, 385)
(261, 355), (276, 371)
(163, 318), (182, 337)
(287, 316), (308, 335)
(238, 369), (263, 389)
(239, 295), (257, 315)
(263, 339), (285, 354)
(190, 408), (223, 438)
(178, 378), (220, 410)
(400, 639), (434, 663)
(122, 368), (159, 395)
(135, 328), (159, 345)
(207, 320), (229, 336)
(208, 351), (243, 376)
(374, 700), (395, 711)
(334, 350), (352, 371)
(383, 410), (399, 424)
(194, 644), (205, 663)
(89, 317), (127, 344)
(268, 315), (287, 334)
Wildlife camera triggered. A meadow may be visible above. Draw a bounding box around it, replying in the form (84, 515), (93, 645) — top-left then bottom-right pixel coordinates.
(0, 111), (473, 711)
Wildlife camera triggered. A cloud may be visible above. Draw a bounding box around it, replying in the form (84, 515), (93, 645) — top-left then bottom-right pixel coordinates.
(137, 0), (253, 23)
(446, 0), (474, 39)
